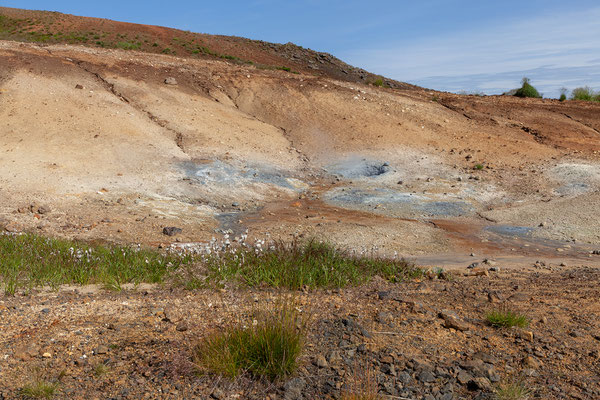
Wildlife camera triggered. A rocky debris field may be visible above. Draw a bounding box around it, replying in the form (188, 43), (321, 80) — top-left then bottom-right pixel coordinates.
(1, 266), (598, 399)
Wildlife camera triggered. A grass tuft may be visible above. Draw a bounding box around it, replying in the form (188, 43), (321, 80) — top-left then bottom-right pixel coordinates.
(494, 380), (532, 400)
(194, 300), (305, 381)
(486, 308), (529, 328)
(94, 363), (110, 377)
(19, 379), (58, 399)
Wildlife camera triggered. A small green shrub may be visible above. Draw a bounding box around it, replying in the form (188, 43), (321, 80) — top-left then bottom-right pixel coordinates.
(372, 78), (384, 87)
(514, 78), (541, 98)
(474, 164), (484, 170)
(559, 94), (567, 101)
(571, 86), (600, 102)
(194, 301), (305, 381)
(486, 309), (529, 328)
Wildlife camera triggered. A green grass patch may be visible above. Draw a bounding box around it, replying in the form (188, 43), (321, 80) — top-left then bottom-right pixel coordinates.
(192, 239), (422, 290)
(0, 233), (187, 295)
(494, 380), (532, 400)
(474, 163), (484, 170)
(194, 301), (305, 380)
(486, 309), (530, 328)
(0, 234), (420, 294)
(116, 41), (141, 50)
(19, 379), (58, 399)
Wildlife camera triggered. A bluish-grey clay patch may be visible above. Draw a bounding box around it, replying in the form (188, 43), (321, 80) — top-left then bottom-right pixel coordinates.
(484, 225), (535, 237)
(326, 158), (391, 178)
(181, 160), (305, 191)
(324, 188), (474, 218)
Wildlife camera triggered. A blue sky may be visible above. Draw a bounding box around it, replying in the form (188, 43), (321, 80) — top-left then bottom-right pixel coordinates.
(4, 0), (600, 97)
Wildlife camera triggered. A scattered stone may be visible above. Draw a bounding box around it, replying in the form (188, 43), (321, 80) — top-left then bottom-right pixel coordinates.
(164, 77), (178, 85)
(418, 370), (436, 383)
(487, 291), (502, 303)
(95, 345), (109, 355)
(163, 226), (182, 236)
(397, 371), (412, 385)
(314, 354), (328, 368)
(283, 377), (306, 400)
(439, 310), (470, 331)
(36, 205), (51, 214)
(211, 388), (225, 399)
(468, 377), (492, 391)
(341, 317), (371, 338)
(523, 356), (542, 369)
(465, 268), (489, 277)
(176, 322), (188, 332)
(75, 84), (84, 89)
(377, 290), (391, 300)
(468, 262), (479, 269)
(327, 351), (342, 364)
(514, 328), (534, 342)
(457, 369), (473, 385)
(508, 292), (529, 301)
(42, 352), (52, 358)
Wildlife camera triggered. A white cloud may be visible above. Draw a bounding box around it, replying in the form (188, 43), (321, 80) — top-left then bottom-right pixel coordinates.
(341, 6), (600, 97)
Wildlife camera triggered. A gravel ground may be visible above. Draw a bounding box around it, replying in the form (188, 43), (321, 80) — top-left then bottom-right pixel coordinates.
(1, 265), (599, 399)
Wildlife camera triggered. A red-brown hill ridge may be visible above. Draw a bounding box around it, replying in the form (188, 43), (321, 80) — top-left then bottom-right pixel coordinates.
(0, 6), (416, 89)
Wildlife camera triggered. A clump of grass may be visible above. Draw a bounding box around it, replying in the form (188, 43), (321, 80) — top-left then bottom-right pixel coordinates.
(94, 363), (110, 377)
(494, 380), (532, 400)
(474, 163), (484, 170)
(514, 77), (541, 98)
(486, 308), (530, 328)
(19, 379), (58, 399)
(194, 301), (305, 381)
(198, 239), (422, 290)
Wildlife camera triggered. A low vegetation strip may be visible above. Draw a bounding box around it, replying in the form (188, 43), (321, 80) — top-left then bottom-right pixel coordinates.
(0, 233), (187, 294)
(192, 240), (422, 290)
(0, 234), (421, 294)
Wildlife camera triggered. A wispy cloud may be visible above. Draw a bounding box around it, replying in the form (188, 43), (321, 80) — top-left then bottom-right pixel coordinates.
(342, 6), (600, 97)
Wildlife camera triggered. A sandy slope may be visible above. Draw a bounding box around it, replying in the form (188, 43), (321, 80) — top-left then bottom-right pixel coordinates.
(1, 41), (600, 264)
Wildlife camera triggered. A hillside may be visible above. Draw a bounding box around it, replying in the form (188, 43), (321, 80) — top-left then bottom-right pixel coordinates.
(0, 6), (415, 89)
